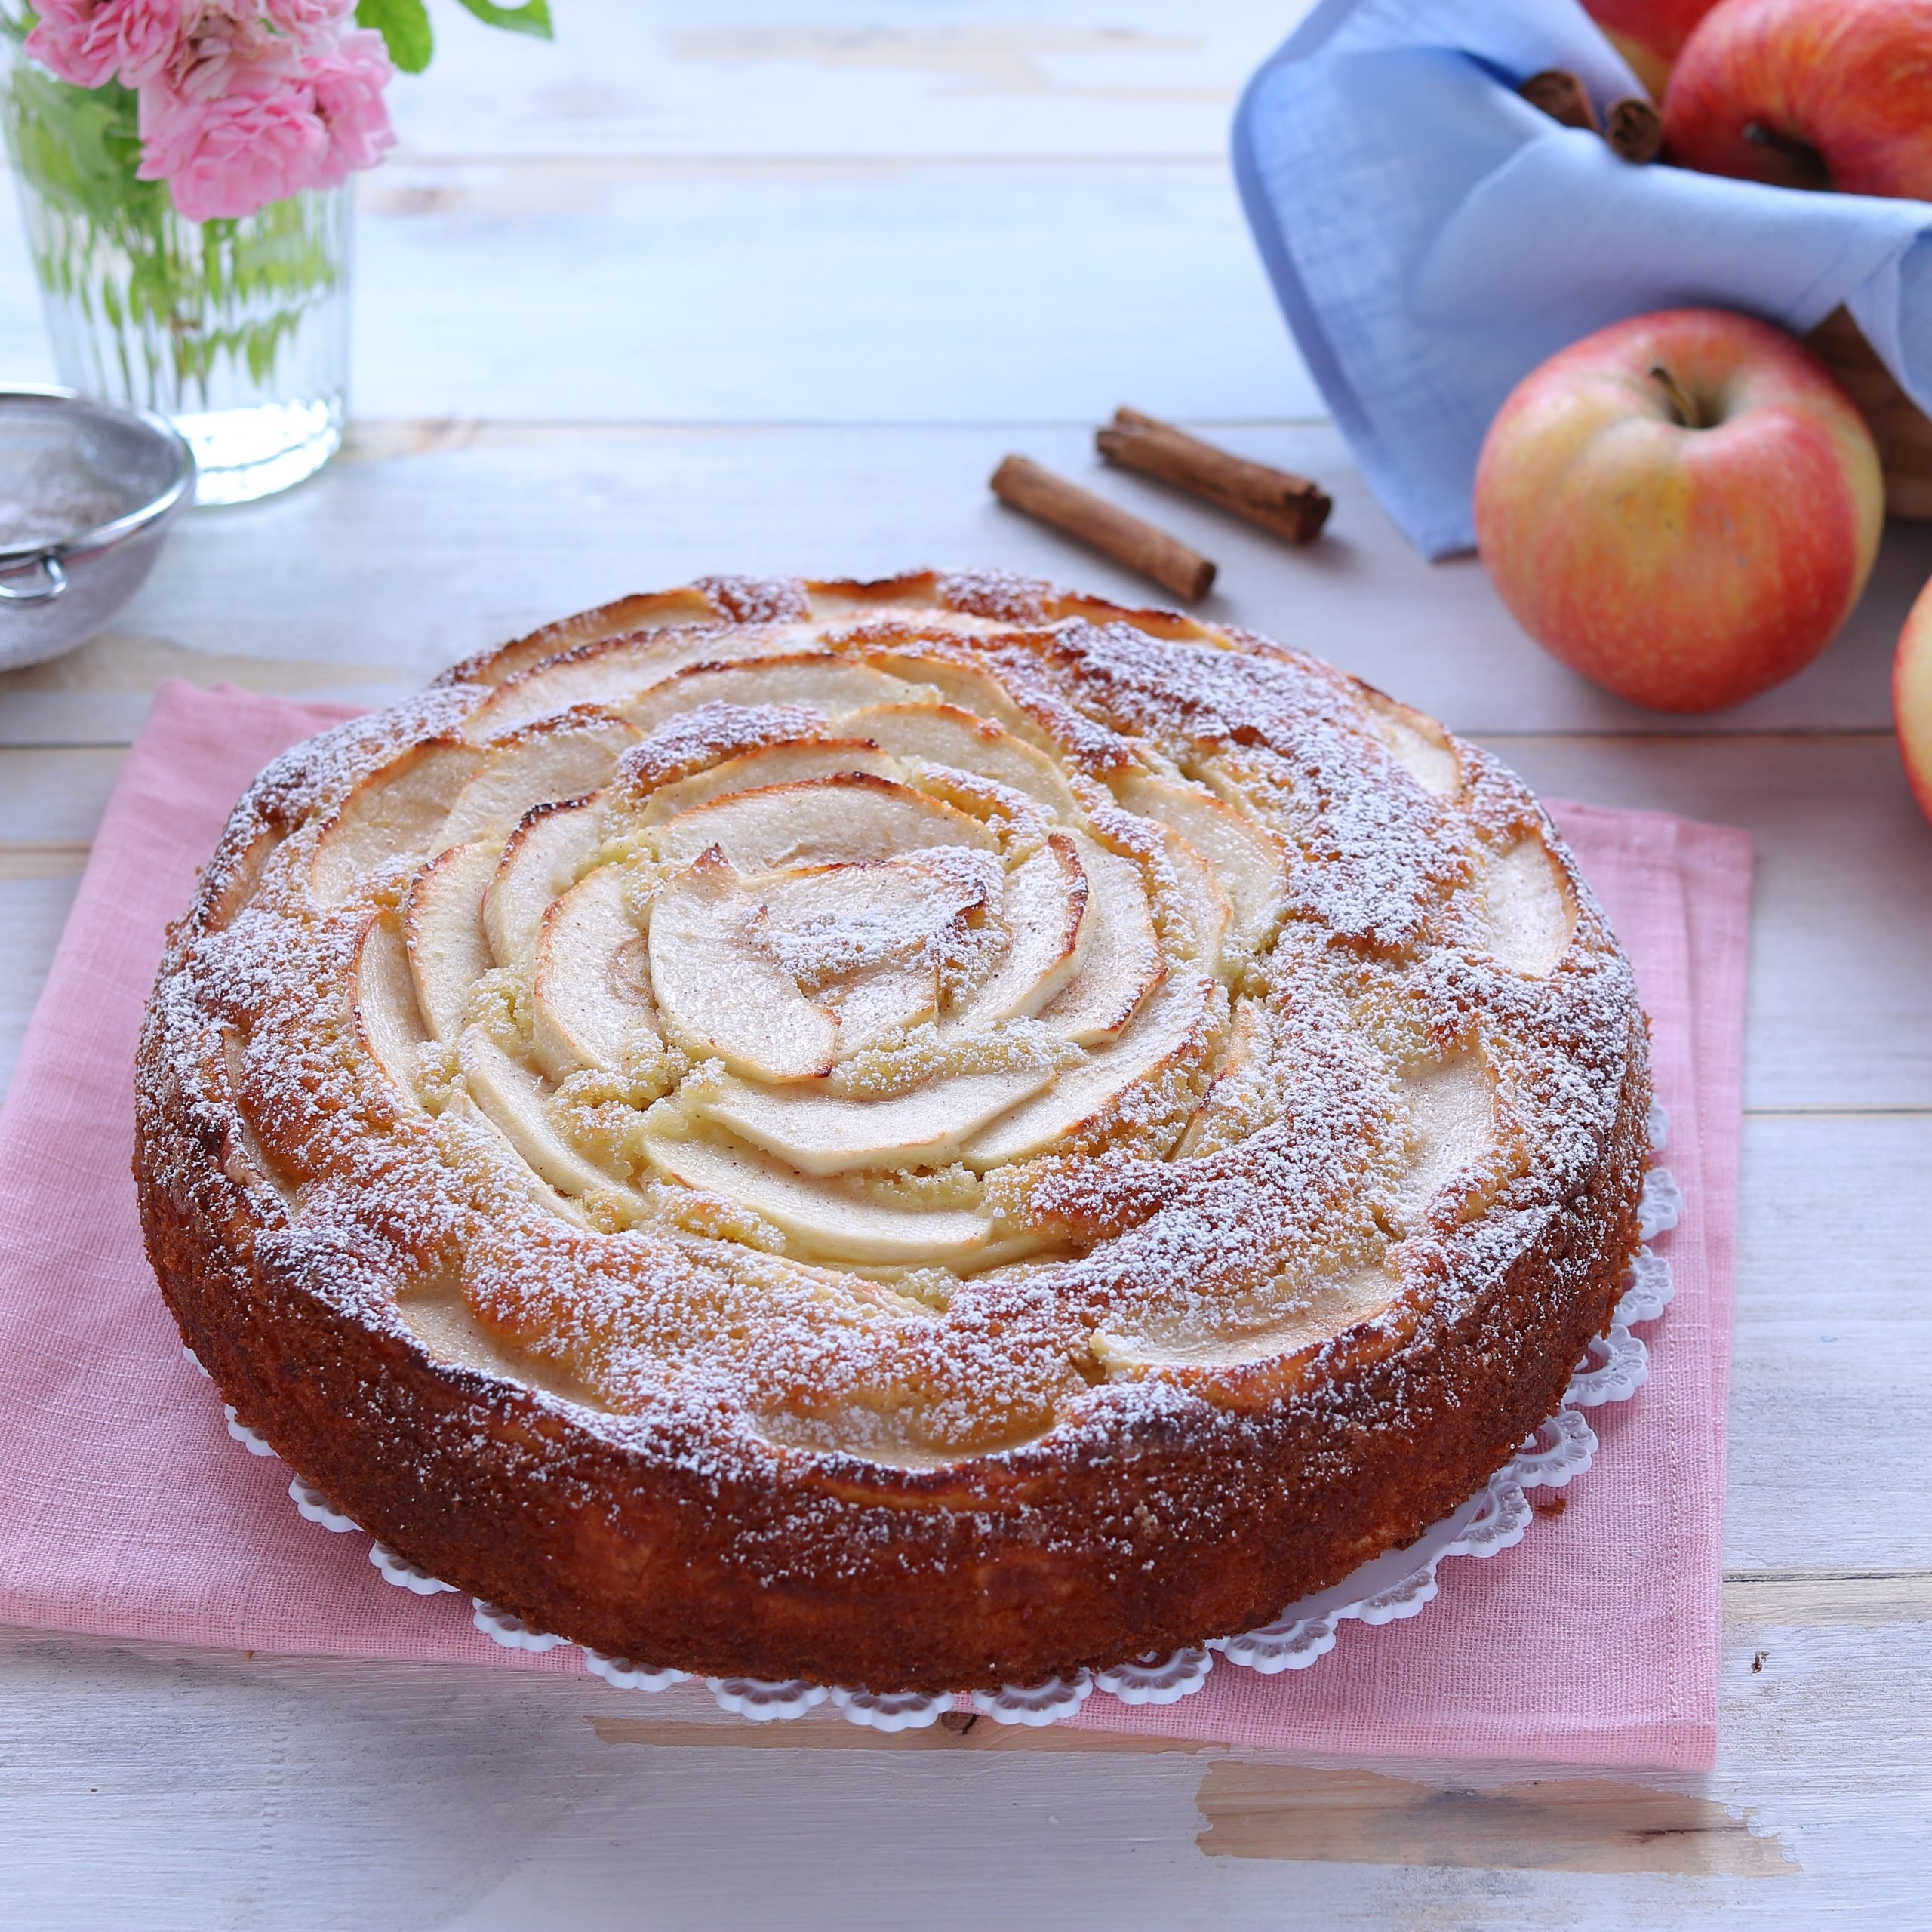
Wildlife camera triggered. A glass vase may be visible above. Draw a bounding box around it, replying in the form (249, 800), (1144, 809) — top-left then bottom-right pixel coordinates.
(1, 45), (350, 505)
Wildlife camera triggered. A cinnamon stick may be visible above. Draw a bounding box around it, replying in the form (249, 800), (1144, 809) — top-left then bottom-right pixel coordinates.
(1605, 96), (1663, 164)
(1518, 70), (1660, 163)
(989, 454), (1217, 601)
(1096, 408), (1332, 546)
(1518, 69), (1599, 134)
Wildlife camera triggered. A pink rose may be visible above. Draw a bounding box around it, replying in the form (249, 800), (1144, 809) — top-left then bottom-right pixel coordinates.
(164, 8), (300, 103)
(137, 73), (328, 220)
(304, 28), (395, 186)
(26, 0), (190, 91)
(263, 0), (354, 45)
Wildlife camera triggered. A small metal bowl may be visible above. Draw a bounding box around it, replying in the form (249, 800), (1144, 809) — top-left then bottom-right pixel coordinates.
(0, 385), (195, 672)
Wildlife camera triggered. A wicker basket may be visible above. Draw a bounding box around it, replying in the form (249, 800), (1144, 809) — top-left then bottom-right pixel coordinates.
(1807, 306), (1932, 520)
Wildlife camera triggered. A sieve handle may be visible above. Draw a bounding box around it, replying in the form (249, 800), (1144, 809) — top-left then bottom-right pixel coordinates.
(0, 552), (69, 605)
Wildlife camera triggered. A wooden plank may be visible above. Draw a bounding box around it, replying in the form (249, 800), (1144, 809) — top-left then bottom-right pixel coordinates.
(0, 154), (1321, 426)
(0, 750), (120, 1088)
(2, 156), (1320, 422)
(588, 1713), (1224, 1755)
(1725, 1573), (1932, 1626)
(1727, 1114), (1932, 1571)
(3, 425), (1924, 748)
(386, 1), (1298, 162)
(0, 1604), (1922, 1927)
(0, 747), (125, 837)
(349, 158), (1315, 423)
(0, 627), (404, 748)
(0, 843), (89, 881)
(2, 0), (1310, 424)
(1192, 1766), (1799, 1874)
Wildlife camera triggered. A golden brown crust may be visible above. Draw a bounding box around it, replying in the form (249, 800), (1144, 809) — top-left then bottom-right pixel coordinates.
(134, 571), (1651, 1690)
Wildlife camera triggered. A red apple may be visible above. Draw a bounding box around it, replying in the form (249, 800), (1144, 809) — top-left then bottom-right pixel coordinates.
(1582, 0), (1724, 98)
(1474, 308), (1884, 712)
(1663, 0), (1932, 198)
(1897, 579), (1932, 824)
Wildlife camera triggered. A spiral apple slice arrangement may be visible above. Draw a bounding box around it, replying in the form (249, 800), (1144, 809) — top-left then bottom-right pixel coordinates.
(274, 573), (1634, 1481)
(331, 622), (1303, 1277)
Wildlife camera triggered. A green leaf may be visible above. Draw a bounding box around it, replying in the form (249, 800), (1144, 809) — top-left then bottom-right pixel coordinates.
(356, 0), (434, 73)
(454, 0), (552, 42)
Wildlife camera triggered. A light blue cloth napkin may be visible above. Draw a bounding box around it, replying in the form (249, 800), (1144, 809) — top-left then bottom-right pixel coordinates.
(1233, 0), (1932, 557)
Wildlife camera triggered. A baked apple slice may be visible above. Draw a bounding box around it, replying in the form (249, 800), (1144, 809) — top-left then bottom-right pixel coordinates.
(1386, 1052), (1498, 1234)
(843, 701), (1081, 815)
(1091, 1262), (1401, 1371)
(531, 866), (660, 1081)
(351, 912), (429, 1106)
(752, 857), (992, 1051)
(953, 834), (1090, 1028)
(482, 798), (607, 978)
(1115, 813), (1229, 974)
(457, 1026), (635, 1201)
(403, 841), (498, 1045)
(463, 623), (814, 741)
(638, 1130), (1011, 1266)
(310, 738), (482, 910)
(1474, 835), (1574, 978)
(647, 851), (838, 1081)
(623, 654), (921, 735)
(638, 740), (898, 826)
(701, 1065), (1057, 1177)
(1110, 772), (1288, 955)
(657, 774), (998, 872)
(1037, 834), (1164, 1043)
(1172, 994), (1272, 1158)
(964, 970), (1220, 1165)
(435, 709), (638, 851)
(854, 648), (1051, 746)
(1369, 695), (1463, 799)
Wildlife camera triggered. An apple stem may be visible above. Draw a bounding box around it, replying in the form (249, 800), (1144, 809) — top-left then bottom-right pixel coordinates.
(1743, 121), (1832, 190)
(1648, 364), (1702, 431)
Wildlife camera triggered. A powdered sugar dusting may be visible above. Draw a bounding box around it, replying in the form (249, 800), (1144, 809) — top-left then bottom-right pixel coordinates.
(694, 575), (811, 624)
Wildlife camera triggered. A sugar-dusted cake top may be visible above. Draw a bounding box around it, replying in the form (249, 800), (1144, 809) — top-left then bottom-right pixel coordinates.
(152, 570), (1642, 1473)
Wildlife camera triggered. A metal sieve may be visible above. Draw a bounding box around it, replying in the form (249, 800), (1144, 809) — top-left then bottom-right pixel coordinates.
(0, 385), (195, 672)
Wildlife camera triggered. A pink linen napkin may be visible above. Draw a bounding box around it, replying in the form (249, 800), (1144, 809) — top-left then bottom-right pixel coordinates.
(0, 683), (1750, 1770)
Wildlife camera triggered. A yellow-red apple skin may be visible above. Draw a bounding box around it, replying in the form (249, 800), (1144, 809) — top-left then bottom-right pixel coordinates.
(1474, 309), (1884, 713)
(1897, 580), (1932, 826)
(1664, 0), (1932, 198)
(1583, 0), (1723, 94)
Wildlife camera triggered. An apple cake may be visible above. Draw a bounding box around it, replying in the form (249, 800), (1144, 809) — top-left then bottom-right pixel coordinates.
(136, 570), (1651, 1690)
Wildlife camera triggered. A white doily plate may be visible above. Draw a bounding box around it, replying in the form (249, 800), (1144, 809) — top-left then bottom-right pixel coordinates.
(193, 1106), (1679, 1733)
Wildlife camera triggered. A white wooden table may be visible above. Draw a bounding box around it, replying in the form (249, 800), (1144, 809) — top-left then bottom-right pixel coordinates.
(2, 7), (1927, 1924)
